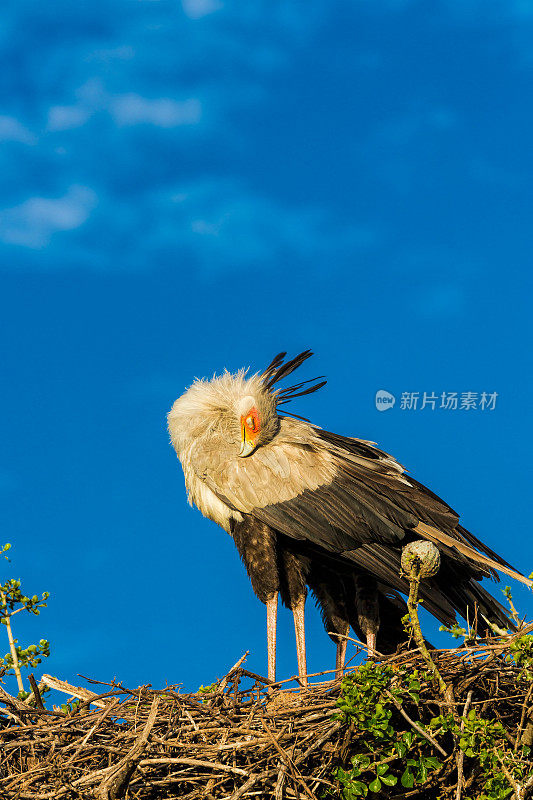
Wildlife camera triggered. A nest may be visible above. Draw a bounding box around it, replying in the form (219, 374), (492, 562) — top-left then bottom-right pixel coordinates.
(0, 630), (532, 800)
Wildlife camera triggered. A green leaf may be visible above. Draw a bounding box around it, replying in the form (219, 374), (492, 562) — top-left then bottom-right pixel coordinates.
(396, 741), (407, 758)
(348, 781), (368, 797)
(381, 774), (398, 787)
(401, 770), (414, 788)
(368, 778), (381, 793)
(336, 768), (348, 781)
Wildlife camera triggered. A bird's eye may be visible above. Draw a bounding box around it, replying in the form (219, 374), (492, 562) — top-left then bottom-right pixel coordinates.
(245, 415), (256, 431)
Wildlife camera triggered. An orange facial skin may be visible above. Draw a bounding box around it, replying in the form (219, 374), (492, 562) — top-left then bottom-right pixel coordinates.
(240, 406), (261, 452)
(239, 406), (261, 456)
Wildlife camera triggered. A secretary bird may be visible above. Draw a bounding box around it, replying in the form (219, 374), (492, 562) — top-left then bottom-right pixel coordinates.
(168, 351), (530, 685)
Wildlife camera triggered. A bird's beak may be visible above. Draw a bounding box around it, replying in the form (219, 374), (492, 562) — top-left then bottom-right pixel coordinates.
(239, 423), (256, 457)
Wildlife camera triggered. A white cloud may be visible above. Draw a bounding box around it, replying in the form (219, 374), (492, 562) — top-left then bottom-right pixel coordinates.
(0, 185), (98, 248)
(0, 174), (378, 271)
(46, 80), (202, 132)
(47, 104), (91, 132)
(109, 95), (202, 127)
(182, 0), (223, 20)
(0, 116), (36, 145)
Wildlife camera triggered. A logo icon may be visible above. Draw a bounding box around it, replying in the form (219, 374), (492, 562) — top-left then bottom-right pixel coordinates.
(375, 389), (396, 412)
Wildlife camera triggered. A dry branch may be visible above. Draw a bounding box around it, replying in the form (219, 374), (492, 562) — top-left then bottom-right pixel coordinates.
(0, 631), (531, 799)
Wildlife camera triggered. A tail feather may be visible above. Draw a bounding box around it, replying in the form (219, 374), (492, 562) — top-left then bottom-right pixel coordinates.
(415, 522), (532, 588)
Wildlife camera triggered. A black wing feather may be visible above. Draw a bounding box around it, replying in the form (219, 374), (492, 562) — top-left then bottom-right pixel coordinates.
(318, 428), (518, 575)
(250, 427), (515, 630)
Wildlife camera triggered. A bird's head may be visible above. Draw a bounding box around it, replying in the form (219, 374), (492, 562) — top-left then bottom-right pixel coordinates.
(168, 351), (325, 460)
(168, 371), (279, 460)
(235, 390), (277, 457)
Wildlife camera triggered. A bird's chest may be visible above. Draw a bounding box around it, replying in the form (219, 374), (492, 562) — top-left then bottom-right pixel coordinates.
(182, 459), (239, 532)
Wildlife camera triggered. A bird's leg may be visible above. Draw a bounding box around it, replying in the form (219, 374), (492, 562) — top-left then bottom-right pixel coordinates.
(335, 620), (350, 680)
(355, 574), (380, 660)
(266, 592), (278, 685)
(366, 630), (377, 658)
(292, 596), (308, 687)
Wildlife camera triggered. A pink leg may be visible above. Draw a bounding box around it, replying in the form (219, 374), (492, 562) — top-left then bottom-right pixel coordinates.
(266, 593), (278, 684)
(292, 597), (308, 687)
(366, 630), (377, 658)
(335, 622), (349, 680)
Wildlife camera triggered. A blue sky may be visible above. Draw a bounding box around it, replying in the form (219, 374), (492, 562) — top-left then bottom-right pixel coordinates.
(1, 0), (532, 694)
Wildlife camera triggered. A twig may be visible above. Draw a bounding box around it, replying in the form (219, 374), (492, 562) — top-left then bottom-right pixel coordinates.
(216, 652), (249, 695)
(96, 695), (160, 799)
(384, 690), (448, 757)
(275, 761), (286, 799)
(223, 768), (276, 800)
(0, 685), (34, 720)
(239, 668), (274, 685)
(516, 684), (533, 752)
(65, 699), (120, 765)
(495, 750), (522, 799)
(294, 721), (342, 764)
(261, 718), (319, 800)
(40, 674), (116, 708)
(0, 590), (23, 694)
(522, 773), (533, 800)
(405, 567), (451, 702)
(455, 690), (473, 800)
(138, 757), (248, 776)
(27, 674), (44, 710)
(25, 678), (48, 709)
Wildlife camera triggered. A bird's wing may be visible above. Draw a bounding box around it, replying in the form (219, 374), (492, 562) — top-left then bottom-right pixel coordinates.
(312, 429), (529, 587)
(190, 418), (529, 586)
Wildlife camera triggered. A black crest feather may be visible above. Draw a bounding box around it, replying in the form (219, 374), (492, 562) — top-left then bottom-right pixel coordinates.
(261, 351), (326, 415)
